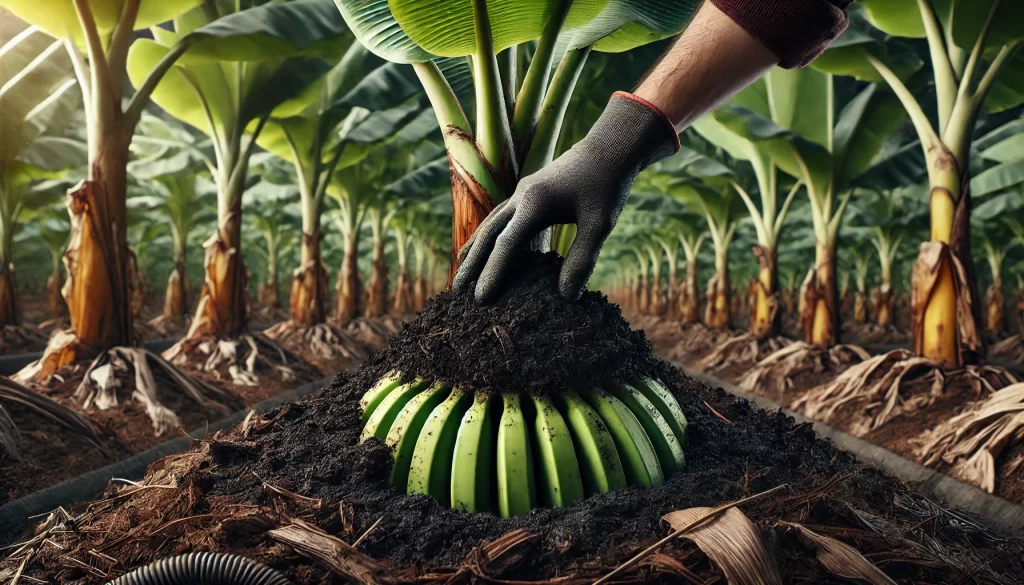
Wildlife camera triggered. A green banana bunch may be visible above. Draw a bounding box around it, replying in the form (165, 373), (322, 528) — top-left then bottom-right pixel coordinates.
(360, 372), (689, 518)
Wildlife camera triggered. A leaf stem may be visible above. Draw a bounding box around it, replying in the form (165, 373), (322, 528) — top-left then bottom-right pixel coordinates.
(471, 0), (514, 172)
(511, 0), (572, 153)
(916, 0), (957, 133)
(520, 46), (591, 177)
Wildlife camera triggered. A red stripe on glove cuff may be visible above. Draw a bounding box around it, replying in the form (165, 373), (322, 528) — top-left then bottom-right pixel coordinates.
(611, 91), (681, 152)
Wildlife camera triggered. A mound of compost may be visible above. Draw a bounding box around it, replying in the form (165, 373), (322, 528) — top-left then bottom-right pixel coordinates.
(360, 252), (659, 395)
(7, 258), (1024, 584)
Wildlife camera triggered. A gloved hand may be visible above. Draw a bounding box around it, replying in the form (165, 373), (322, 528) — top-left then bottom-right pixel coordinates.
(452, 91), (679, 302)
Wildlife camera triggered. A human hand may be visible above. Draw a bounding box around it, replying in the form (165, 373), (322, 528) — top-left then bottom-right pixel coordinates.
(452, 92), (679, 302)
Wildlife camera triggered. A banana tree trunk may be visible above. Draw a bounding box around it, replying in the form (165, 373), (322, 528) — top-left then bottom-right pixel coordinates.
(801, 241), (838, 347)
(163, 257), (189, 320)
(873, 286), (894, 327)
(392, 230), (411, 314)
(47, 262), (65, 318)
(187, 191), (247, 339)
(666, 260), (678, 320)
(987, 279), (1004, 336)
(750, 245), (779, 339)
(291, 231), (328, 326)
(448, 159), (496, 284)
(854, 292), (868, 323)
(335, 229), (362, 324)
(705, 250), (730, 329)
(61, 139), (134, 365)
(367, 233), (388, 318)
(128, 250), (146, 318)
(651, 269), (664, 316)
(0, 266), (17, 326)
(680, 259), (699, 324)
(912, 166), (982, 367)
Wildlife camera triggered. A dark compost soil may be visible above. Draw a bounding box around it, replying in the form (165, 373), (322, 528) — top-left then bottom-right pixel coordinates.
(7, 254), (1024, 584)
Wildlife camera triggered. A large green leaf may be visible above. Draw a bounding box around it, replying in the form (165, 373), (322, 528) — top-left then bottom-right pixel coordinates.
(567, 0), (698, 52)
(859, 0), (929, 38)
(972, 159), (1024, 196)
(810, 13), (924, 83)
(764, 67), (831, 149)
(950, 0), (1024, 50)
(385, 155), (449, 195)
(983, 48), (1024, 114)
(388, 0), (607, 58)
(17, 136), (86, 172)
(0, 0), (200, 45)
(345, 100), (423, 143)
(333, 0), (436, 63)
(184, 0), (352, 62)
(127, 38), (235, 139)
(853, 142), (927, 191)
(832, 84), (907, 189)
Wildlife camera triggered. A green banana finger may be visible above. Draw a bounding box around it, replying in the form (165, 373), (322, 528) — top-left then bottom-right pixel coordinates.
(496, 392), (536, 518)
(531, 394), (585, 508)
(606, 381), (685, 474)
(360, 371), (403, 423)
(561, 391), (626, 495)
(386, 382), (450, 490)
(360, 379), (428, 442)
(629, 376), (688, 449)
(407, 387), (471, 506)
(582, 387), (663, 489)
(451, 391), (495, 513)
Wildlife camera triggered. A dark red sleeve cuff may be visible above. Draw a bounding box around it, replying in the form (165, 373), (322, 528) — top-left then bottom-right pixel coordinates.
(711, 0), (851, 68)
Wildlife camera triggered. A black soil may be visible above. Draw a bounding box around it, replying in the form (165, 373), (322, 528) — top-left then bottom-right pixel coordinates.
(14, 254), (1024, 584)
(361, 252), (659, 395)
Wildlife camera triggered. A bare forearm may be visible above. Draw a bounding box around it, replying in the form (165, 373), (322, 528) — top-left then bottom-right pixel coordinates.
(635, 1), (777, 131)
(635, 0), (851, 132)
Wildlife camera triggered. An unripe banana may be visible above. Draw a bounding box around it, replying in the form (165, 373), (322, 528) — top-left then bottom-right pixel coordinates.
(496, 392), (536, 518)
(360, 371), (403, 422)
(560, 391), (626, 495)
(407, 387), (471, 506)
(385, 382), (450, 489)
(360, 379), (428, 442)
(451, 391), (495, 513)
(629, 376), (688, 449)
(606, 381), (685, 474)
(582, 387), (663, 488)
(531, 394), (584, 508)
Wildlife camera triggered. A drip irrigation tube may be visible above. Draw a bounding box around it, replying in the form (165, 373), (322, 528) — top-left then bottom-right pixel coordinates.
(0, 375), (334, 542)
(106, 552), (292, 585)
(681, 365), (1024, 538)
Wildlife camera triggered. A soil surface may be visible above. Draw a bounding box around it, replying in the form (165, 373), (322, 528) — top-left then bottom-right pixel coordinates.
(9, 256), (1023, 584)
(0, 401), (118, 504)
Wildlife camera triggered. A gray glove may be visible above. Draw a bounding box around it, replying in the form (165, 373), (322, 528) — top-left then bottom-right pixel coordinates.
(452, 92), (679, 302)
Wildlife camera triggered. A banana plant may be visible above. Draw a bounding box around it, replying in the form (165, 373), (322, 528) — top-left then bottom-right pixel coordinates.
(692, 106), (806, 340)
(128, 0), (349, 342)
(126, 116), (216, 323)
(708, 68), (909, 348)
(244, 181), (300, 313)
(256, 30), (428, 326)
(812, 1), (1024, 367)
(336, 0), (699, 275)
(0, 21), (82, 327)
(641, 147), (746, 330)
(973, 190), (1023, 336)
(0, 0), (205, 371)
(845, 187), (927, 328)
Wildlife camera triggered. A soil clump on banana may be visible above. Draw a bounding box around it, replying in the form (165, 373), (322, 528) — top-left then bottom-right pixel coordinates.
(369, 252), (659, 396)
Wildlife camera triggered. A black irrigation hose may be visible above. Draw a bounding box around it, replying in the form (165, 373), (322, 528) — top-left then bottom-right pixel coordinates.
(106, 552), (292, 585)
